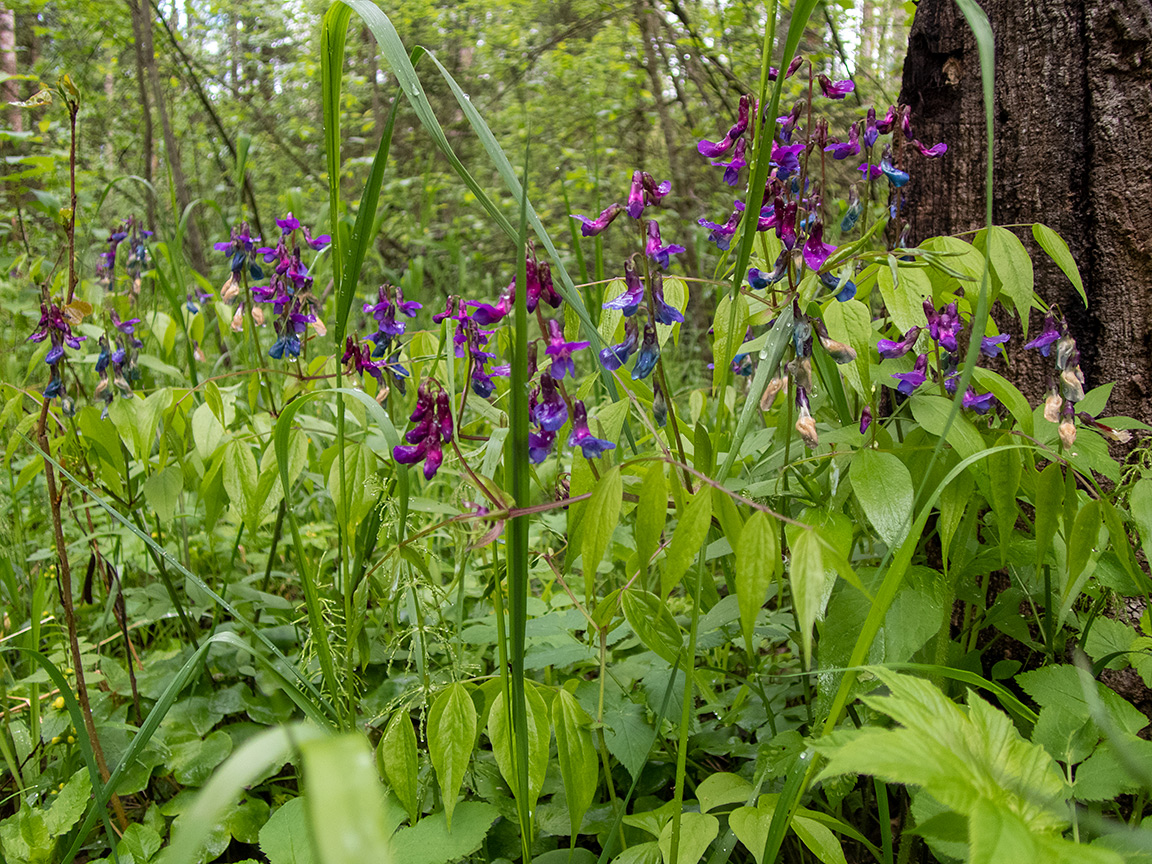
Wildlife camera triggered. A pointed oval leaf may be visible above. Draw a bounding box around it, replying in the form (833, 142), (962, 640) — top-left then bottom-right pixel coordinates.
(582, 465), (622, 581)
(622, 589), (683, 666)
(1032, 223), (1086, 307)
(553, 689), (598, 842)
(788, 529), (825, 668)
(427, 682), (476, 829)
(378, 710), (419, 824)
(988, 434), (1022, 566)
(850, 448), (913, 549)
(635, 462), (668, 575)
(658, 812), (719, 864)
(736, 511), (780, 652)
(661, 488), (712, 597)
(487, 686), (550, 817)
(1033, 463), (1064, 574)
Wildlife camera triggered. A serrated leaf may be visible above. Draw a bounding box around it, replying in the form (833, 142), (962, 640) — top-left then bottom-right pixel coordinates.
(428, 683), (476, 829)
(192, 401), (227, 460)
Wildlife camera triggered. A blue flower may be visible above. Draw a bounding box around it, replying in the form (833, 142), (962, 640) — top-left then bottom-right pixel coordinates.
(645, 220), (685, 270)
(544, 318), (590, 380)
(632, 323), (660, 380)
(603, 259), (645, 316)
(568, 401), (615, 459)
(531, 375), (569, 432)
(892, 353), (928, 395)
(651, 272), (683, 325)
(599, 319), (639, 371)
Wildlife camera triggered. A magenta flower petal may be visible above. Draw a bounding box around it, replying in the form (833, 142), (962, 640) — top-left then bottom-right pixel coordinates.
(802, 223), (837, 272)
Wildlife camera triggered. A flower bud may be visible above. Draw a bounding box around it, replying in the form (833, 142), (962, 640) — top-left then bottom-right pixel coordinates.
(1043, 390), (1063, 423)
(230, 308), (245, 332)
(1059, 417), (1077, 449)
(761, 375), (788, 410)
(1059, 366), (1085, 403)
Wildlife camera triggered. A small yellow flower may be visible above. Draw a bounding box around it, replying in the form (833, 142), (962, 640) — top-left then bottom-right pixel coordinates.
(52, 696), (65, 710)
(66, 736), (75, 744)
(50, 736), (60, 745)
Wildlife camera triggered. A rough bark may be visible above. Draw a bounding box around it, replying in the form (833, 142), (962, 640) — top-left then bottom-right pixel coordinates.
(0, 4), (19, 133)
(899, 0), (1152, 425)
(128, 0), (156, 230)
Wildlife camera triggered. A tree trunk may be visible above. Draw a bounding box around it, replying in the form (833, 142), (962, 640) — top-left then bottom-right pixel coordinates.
(128, 0), (156, 230)
(898, 0), (1152, 425)
(0, 4), (19, 134)
(133, 0), (207, 275)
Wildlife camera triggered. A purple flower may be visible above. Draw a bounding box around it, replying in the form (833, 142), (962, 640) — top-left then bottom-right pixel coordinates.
(915, 140), (948, 158)
(858, 163), (883, 180)
(626, 170), (646, 219)
(653, 379), (668, 427)
(603, 259), (645, 316)
(981, 333), (1010, 358)
(777, 102), (803, 143)
(860, 406), (873, 434)
(641, 172), (672, 205)
(532, 375), (569, 431)
(698, 208), (742, 251)
(935, 303), (963, 352)
(544, 318), (590, 380)
(343, 337), (385, 381)
(529, 429), (556, 464)
(817, 74), (855, 99)
(276, 213), (302, 233)
(393, 441), (428, 465)
(711, 137), (747, 187)
(632, 323), (659, 380)
(892, 353), (928, 395)
(698, 94), (751, 158)
(572, 202), (623, 237)
(771, 141), (806, 181)
(600, 319), (639, 371)
(568, 401), (615, 459)
(863, 108), (879, 149)
(877, 326), (921, 359)
(645, 220), (686, 270)
(962, 388), (996, 414)
(1023, 316), (1062, 356)
(768, 57), (803, 81)
(776, 198), (798, 250)
(824, 122), (861, 160)
(802, 222), (837, 272)
(651, 272), (683, 325)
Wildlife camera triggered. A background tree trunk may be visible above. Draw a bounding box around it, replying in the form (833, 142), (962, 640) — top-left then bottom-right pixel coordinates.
(0, 4), (20, 133)
(899, 0), (1152, 425)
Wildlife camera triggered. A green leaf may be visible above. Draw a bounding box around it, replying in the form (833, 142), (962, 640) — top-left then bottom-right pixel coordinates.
(622, 590), (684, 666)
(877, 260), (931, 333)
(46, 768), (91, 834)
(379, 710), (420, 824)
(260, 798), (316, 864)
(787, 528), (825, 668)
(1017, 664), (1147, 736)
(735, 511), (780, 652)
(118, 823), (163, 863)
(791, 814), (848, 864)
(850, 449), (913, 548)
(192, 402), (227, 460)
(1033, 463), (1064, 575)
(988, 434), (1022, 566)
(635, 462), (668, 577)
(658, 811), (718, 864)
(660, 488), (712, 597)
(427, 683), (476, 829)
(582, 465), (622, 582)
(980, 226), (1035, 325)
(816, 670), (1067, 834)
(553, 689), (597, 844)
(388, 802), (499, 864)
(822, 297), (873, 396)
(301, 733), (392, 864)
(1032, 223), (1087, 307)
(972, 367), (1034, 436)
(328, 442), (377, 532)
(712, 293), (749, 393)
(696, 772), (753, 814)
(222, 440), (259, 532)
(1129, 478), (1152, 561)
(1064, 500), (1101, 599)
(143, 466), (183, 526)
(487, 686), (550, 818)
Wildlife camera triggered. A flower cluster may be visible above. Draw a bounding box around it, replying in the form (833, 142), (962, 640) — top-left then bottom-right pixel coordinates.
(97, 216), (152, 294)
(878, 299), (1001, 413)
(1022, 315), (1107, 448)
(28, 301), (86, 408)
(394, 382), (453, 480)
(251, 215), (330, 359)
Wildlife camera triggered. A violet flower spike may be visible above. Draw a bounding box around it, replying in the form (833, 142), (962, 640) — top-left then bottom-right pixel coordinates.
(645, 220), (686, 270)
(632, 323), (660, 380)
(877, 326), (921, 359)
(600, 319), (639, 371)
(860, 406), (873, 434)
(544, 318), (590, 380)
(528, 429), (556, 464)
(603, 259), (646, 316)
(892, 353), (929, 395)
(824, 122), (861, 160)
(771, 141), (806, 181)
(802, 222), (837, 272)
(711, 137), (747, 187)
(651, 272), (684, 325)
(963, 388), (996, 414)
(817, 74), (855, 99)
(568, 401), (615, 459)
(626, 170), (646, 219)
(532, 375), (569, 431)
(863, 107), (879, 149)
(981, 333), (1010, 358)
(1023, 315), (1062, 356)
(936, 303), (963, 352)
